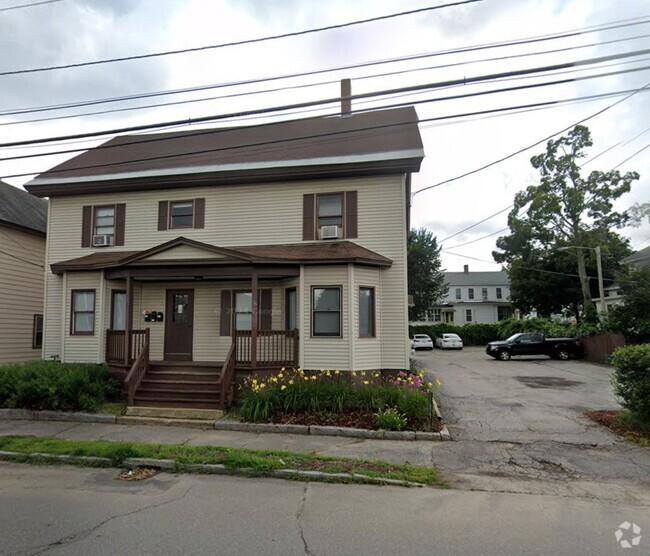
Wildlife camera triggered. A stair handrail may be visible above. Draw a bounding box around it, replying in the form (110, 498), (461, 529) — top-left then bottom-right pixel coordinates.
(220, 341), (236, 409)
(125, 328), (150, 406)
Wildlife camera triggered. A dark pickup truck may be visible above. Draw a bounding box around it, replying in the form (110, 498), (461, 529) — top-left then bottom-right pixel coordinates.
(486, 333), (582, 361)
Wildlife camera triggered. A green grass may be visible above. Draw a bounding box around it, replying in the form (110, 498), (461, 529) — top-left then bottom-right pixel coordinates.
(97, 403), (127, 416)
(0, 435), (444, 486)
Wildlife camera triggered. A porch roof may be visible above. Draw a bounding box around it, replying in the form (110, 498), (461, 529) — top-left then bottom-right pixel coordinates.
(50, 237), (392, 274)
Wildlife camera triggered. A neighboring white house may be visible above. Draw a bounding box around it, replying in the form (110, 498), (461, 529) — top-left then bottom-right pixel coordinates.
(414, 265), (515, 325)
(592, 245), (650, 310)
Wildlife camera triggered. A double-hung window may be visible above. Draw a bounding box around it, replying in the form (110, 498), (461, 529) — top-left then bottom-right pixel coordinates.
(94, 206), (115, 237)
(170, 201), (194, 229)
(482, 287), (488, 301)
(468, 288), (474, 300)
(496, 287), (503, 299)
(32, 315), (43, 349)
(312, 287), (341, 337)
(455, 288), (461, 300)
(71, 290), (95, 335)
(317, 194), (343, 228)
(465, 309), (473, 323)
(359, 287), (375, 337)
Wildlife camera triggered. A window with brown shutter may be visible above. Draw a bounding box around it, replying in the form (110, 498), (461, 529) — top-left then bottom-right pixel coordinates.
(344, 190), (358, 238)
(304, 191), (358, 241)
(303, 194), (315, 241)
(158, 199), (206, 231)
(82, 204), (125, 248)
(81, 206), (92, 247)
(115, 204), (126, 246)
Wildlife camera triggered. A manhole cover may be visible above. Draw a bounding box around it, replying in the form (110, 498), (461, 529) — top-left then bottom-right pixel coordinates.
(515, 376), (583, 389)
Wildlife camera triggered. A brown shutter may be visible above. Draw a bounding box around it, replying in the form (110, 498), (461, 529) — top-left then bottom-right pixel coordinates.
(194, 198), (205, 229)
(259, 289), (272, 331)
(220, 290), (232, 336)
(344, 190), (358, 238)
(81, 206), (92, 248)
(303, 193), (315, 241)
(158, 201), (168, 231)
(114, 204), (126, 246)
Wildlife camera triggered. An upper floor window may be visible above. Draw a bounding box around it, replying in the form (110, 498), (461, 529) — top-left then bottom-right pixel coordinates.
(496, 287), (503, 299)
(468, 288), (474, 300)
(303, 192), (357, 241)
(71, 290), (95, 335)
(158, 199), (205, 231)
(312, 286), (341, 337)
(455, 288), (461, 300)
(81, 204), (125, 247)
(482, 287), (488, 300)
(170, 201), (194, 229)
(94, 206), (115, 237)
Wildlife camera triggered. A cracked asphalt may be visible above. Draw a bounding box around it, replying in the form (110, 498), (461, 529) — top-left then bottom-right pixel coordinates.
(414, 347), (650, 502)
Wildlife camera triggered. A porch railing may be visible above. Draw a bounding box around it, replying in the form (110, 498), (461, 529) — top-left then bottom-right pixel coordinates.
(219, 342), (236, 409)
(106, 329), (149, 365)
(235, 329), (299, 368)
(124, 328), (150, 406)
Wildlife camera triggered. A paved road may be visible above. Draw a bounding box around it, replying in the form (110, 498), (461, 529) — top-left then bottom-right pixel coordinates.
(0, 462), (646, 556)
(414, 347), (650, 497)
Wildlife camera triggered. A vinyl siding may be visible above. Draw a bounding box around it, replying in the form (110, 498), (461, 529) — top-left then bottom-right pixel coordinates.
(46, 174), (409, 369)
(0, 226), (46, 364)
(145, 244), (229, 261)
(302, 265), (350, 370)
(354, 266), (382, 370)
(64, 271), (102, 363)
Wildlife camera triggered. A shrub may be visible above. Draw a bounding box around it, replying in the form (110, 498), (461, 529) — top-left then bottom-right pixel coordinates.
(409, 323), (500, 345)
(376, 406), (407, 431)
(497, 317), (578, 340)
(611, 344), (650, 424)
(0, 361), (120, 412)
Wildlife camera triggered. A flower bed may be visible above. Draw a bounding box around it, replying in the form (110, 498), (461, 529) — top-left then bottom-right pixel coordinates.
(239, 368), (442, 432)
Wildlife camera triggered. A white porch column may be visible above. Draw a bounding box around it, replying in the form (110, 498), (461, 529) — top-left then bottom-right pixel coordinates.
(348, 263), (355, 371)
(298, 264), (305, 369)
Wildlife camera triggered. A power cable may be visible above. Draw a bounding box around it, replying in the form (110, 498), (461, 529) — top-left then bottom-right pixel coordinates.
(0, 249), (43, 269)
(0, 0), (61, 12)
(0, 0), (485, 76)
(439, 206), (513, 243)
(3, 49), (648, 150)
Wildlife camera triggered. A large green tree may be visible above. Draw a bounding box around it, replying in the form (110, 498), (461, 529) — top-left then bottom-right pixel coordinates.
(609, 267), (650, 343)
(408, 228), (447, 321)
(493, 125), (638, 318)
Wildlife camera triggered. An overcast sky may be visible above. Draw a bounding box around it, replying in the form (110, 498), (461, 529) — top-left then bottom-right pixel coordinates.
(1, 0), (649, 270)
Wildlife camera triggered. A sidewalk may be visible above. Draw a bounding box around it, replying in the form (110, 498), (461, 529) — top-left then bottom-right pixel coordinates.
(0, 418), (437, 467)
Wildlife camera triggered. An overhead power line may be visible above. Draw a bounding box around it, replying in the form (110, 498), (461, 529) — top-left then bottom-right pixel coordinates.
(440, 206), (513, 243)
(0, 0), (62, 12)
(2, 87), (648, 180)
(3, 48), (649, 151)
(0, 0), (485, 77)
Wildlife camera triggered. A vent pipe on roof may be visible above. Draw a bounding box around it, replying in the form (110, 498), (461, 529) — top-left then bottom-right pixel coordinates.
(464, 264), (469, 273)
(341, 78), (351, 116)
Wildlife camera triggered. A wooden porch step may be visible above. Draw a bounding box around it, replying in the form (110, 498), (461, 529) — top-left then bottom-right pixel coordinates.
(140, 379), (222, 391)
(145, 371), (221, 383)
(132, 397), (221, 410)
(136, 388), (220, 400)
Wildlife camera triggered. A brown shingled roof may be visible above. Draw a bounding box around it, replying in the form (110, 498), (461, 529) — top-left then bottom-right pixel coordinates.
(26, 107), (423, 197)
(50, 239), (391, 274)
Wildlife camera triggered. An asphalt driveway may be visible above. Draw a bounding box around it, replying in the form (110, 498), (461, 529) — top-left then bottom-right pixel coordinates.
(415, 346), (620, 445)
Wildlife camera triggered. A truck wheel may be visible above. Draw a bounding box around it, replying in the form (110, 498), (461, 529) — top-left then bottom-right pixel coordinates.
(498, 350), (511, 361)
(555, 349), (570, 361)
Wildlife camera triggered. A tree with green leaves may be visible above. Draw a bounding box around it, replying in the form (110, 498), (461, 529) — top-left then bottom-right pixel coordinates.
(494, 125), (638, 318)
(609, 267), (650, 344)
(408, 228), (447, 321)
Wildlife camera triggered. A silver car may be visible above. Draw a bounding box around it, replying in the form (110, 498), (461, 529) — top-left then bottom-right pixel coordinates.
(435, 333), (463, 350)
(411, 334), (434, 350)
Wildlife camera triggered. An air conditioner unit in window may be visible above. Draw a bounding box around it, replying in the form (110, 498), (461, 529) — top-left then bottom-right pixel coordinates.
(320, 225), (340, 240)
(92, 234), (114, 247)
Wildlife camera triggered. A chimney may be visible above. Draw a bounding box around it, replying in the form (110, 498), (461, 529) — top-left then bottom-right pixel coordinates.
(463, 264), (469, 273)
(341, 78), (351, 116)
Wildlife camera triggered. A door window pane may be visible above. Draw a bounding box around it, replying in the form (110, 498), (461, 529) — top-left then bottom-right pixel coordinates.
(111, 292), (126, 330)
(235, 292), (253, 331)
(286, 289), (297, 330)
(173, 294), (189, 323)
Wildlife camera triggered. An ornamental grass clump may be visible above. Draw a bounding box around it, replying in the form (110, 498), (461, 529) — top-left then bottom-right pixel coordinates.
(239, 367), (439, 430)
(376, 406), (407, 431)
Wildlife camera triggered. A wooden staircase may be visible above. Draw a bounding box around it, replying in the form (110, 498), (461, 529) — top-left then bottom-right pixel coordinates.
(132, 362), (225, 410)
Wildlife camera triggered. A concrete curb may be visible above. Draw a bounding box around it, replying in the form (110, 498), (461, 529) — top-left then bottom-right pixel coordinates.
(0, 407), (451, 441)
(0, 451), (425, 487)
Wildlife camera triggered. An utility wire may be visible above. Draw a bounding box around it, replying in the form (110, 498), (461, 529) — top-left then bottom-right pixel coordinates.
(411, 80), (650, 197)
(0, 0), (485, 77)
(611, 141), (650, 169)
(3, 88), (648, 180)
(0, 249), (44, 269)
(0, 0), (61, 12)
(439, 206), (513, 243)
(3, 49), (648, 150)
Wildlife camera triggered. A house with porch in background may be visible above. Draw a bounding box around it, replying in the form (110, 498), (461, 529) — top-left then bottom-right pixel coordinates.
(26, 102), (423, 413)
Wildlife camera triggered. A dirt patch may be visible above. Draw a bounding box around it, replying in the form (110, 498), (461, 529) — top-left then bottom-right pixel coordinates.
(267, 410), (443, 432)
(116, 468), (159, 481)
(586, 410), (650, 446)
(515, 376), (584, 389)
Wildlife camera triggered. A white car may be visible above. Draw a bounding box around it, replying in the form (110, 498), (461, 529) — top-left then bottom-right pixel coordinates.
(435, 333), (463, 350)
(411, 334), (434, 350)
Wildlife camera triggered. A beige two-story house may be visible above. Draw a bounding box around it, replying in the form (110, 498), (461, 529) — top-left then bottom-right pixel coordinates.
(26, 106), (423, 410)
(0, 181), (47, 364)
